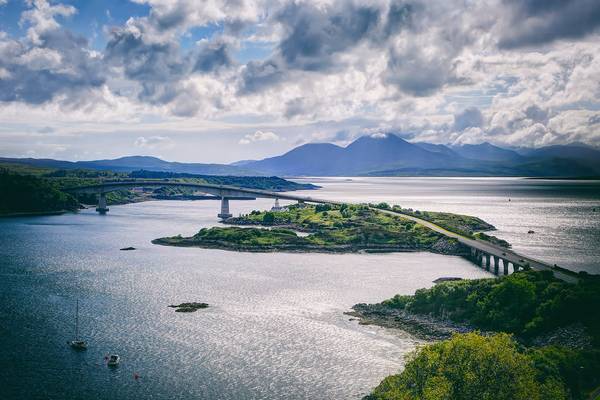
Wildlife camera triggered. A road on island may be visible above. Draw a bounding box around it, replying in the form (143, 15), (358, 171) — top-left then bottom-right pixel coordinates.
(66, 180), (577, 282)
(372, 207), (578, 283)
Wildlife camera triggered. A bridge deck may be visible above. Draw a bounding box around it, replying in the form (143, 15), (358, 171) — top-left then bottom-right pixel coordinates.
(65, 180), (576, 282)
(375, 208), (577, 283)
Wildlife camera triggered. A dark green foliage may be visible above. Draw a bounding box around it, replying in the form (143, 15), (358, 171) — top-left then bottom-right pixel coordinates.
(529, 346), (600, 400)
(382, 271), (600, 343)
(390, 205), (495, 237)
(367, 333), (557, 400)
(474, 232), (511, 248)
(262, 212), (275, 225)
(315, 203), (332, 213)
(191, 227), (307, 246)
(0, 170), (79, 214)
(160, 204), (448, 252)
(128, 170), (318, 191)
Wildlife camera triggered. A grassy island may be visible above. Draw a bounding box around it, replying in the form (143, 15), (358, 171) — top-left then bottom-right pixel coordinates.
(153, 203), (473, 254)
(357, 271), (600, 400)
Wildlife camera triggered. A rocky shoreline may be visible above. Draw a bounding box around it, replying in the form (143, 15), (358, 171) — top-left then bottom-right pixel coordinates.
(152, 235), (469, 256)
(348, 302), (475, 341)
(349, 302), (595, 349)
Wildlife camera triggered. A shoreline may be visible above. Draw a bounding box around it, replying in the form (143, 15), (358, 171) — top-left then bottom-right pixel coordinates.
(151, 237), (461, 255)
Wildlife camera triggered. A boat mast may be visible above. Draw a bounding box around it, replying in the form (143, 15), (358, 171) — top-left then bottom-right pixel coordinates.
(75, 299), (79, 340)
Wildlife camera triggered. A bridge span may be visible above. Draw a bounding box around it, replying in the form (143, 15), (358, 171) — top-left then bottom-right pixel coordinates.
(64, 180), (340, 219)
(64, 180), (574, 282)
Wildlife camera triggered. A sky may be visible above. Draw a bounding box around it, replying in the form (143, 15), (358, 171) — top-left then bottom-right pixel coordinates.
(0, 0), (599, 163)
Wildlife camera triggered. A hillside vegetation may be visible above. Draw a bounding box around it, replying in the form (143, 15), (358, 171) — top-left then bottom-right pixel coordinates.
(366, 332), (600, 400)
(0, 170), (79, 215)
(360, 271), (600, 400)
(0, 162), (317, 215)
(153, 203), (472, 254)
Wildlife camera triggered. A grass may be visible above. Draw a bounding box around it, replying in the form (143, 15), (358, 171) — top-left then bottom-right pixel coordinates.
(154, 203), (461, 253)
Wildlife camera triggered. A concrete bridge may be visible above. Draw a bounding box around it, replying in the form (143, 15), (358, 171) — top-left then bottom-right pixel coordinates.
(375, 208), (577, 283)
(63, 180), (339, 219)
(64, 180), (574, 282)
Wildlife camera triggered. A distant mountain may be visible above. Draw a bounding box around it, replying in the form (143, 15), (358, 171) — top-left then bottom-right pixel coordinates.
(245, 135), (463, 176)
(243, 143), (346, 175)
(413, 143), (458, 157)
(0, 156), (257, 176)
(3, 138), (599, 179)
(241, 134), (600, 177)
(451, 142), (526, 162)
(525, 143), (600, 162)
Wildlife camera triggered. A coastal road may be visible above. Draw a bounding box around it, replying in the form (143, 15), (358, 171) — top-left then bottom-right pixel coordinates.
(373, 207), (578, 283)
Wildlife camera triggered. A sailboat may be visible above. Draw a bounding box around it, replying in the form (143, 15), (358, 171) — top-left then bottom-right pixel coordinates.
(68, 299), (87, 350)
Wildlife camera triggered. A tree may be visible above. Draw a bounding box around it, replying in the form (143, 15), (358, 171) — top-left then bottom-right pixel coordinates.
(367, 332), (559, 400)
(262, 212), (275, 225)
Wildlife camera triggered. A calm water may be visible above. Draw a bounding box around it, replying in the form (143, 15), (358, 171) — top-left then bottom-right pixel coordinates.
(293, 177), (600, 273)
(0, 177), (598, 399)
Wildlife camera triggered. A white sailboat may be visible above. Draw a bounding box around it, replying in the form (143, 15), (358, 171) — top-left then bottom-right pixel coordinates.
(68, 299), (87, 350)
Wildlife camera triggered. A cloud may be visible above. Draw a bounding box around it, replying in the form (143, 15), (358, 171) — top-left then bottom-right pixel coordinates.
(37, 126), (54, 133)
(240, 1), (414, 94)
(134, 135), (174, 149)
(453, 107), (484, 131)
(0, 22), (105, 105)
(498, 0), (600, 48)
(239, 130), (280, 144)
(1, 0), (600, 155)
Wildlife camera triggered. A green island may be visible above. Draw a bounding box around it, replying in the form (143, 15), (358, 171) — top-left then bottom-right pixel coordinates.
(356, 270), (600, 400)
(152, 203), (485, 254)
(0, 163), (317, 216)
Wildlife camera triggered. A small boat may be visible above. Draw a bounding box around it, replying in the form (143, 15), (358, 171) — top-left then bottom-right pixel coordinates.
(68, 299), (87, 350)
(107, 354), (120, 367)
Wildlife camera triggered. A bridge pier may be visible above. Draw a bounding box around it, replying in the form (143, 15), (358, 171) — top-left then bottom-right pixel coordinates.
(485, 254), (491, 271)
(477, 251), (484, 268)
(218, 197), (232, 220)
(503, 260), (509, 275)
(271, 198), (283, 211)
(96, 192), (109, 214)
(493, 256), (500, 275)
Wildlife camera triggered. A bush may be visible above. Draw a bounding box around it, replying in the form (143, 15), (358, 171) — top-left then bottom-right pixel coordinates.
(262, 212), (275, 225)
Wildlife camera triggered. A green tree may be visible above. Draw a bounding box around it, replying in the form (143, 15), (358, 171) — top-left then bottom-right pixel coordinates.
(262, 211), (275, 225)
(367, 332), (557, 400)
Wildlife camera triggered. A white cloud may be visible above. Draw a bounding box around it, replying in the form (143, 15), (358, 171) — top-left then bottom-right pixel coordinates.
(239, 130), (280, 144)
(134, 135), (174, 149)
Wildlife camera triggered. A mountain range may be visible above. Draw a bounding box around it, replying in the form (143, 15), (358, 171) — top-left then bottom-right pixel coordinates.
(239, 134), (600, 177)
(2, 134), (599, 177)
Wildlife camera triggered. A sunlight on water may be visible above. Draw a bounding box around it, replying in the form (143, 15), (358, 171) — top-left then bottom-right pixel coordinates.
(0, 177), (598, 399)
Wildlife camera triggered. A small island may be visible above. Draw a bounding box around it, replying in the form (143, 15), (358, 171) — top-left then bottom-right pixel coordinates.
(152, 203), (499, 255)
(168, 302), (209, 312)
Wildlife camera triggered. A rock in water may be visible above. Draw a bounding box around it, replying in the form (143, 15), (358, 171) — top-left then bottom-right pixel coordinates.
(168, 302), (209, 312)
(433, 277), (463, 284)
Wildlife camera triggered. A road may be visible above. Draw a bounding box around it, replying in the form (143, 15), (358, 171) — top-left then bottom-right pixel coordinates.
(374, 207), (578, 283)
(66, 180), (577, 282)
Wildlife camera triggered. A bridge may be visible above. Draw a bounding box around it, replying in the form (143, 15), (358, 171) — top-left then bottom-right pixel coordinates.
(63, 180), (340, 219)
(64, 180), (575, 282)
